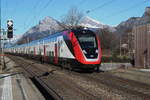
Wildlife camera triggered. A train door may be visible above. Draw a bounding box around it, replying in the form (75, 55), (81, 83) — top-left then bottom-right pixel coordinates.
(58, 39), (61, 57)
(44, 45), (46, 62)
(34, 47), (36, 56)
(54, 43), (58, 64)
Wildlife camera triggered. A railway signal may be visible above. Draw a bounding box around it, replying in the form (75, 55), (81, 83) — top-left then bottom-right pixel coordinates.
(7, 19), (13, 38)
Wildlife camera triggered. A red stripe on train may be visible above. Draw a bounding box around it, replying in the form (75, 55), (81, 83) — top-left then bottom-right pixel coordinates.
(34, 47), (36, 56)
(64, 31), (101, 64)
(96, 35), (102, 64)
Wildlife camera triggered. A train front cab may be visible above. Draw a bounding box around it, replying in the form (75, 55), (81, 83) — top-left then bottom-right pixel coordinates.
(69, 29), (102, 70)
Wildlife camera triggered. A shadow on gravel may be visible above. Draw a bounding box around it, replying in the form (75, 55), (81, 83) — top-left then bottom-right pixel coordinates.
(5, 65), (21, 71)
(5, 60), (11, 64)
(30, 77), (54, 100)
(73, 69), (104, 74)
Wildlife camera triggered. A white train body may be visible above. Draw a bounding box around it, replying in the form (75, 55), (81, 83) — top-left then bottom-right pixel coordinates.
(5, 29), (102, 69)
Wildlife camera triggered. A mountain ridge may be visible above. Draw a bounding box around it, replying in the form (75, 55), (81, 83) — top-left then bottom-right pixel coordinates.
(16, 16), (115, 44)
(15, 7), (150, 45)
(116, 7), (150, 36)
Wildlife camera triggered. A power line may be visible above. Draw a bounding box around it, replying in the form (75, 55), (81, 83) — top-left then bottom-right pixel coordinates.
(36, 0), (53, 18)
(4, 0), (20, 18)
(86, 0), (117, 14)
(101, 0), (150, 20)
(25, 0), (53, 30)
(24, 0), (43, 30)
(77, 0), (87, 7)
(10, 0), (21, 18)
(42, 0), (53, 10)
(78, 0), (85, 4)
(4, 0), (8, 19)
(0, 0), (1, 31)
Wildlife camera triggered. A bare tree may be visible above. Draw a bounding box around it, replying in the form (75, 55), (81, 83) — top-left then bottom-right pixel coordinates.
(61, 7), (84, 27)
(98, 28), (119, 53)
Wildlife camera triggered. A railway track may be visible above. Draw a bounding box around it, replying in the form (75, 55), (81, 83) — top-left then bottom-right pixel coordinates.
(76, 72), (150, 99)
(8, 55), (100, 100)
(8, 55), (150, 100)
(10, 56), (62, 100)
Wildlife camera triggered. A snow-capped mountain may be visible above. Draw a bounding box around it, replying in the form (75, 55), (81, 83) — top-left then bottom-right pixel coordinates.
(80, 16), (116, 32)
(17, 16), (117, 45)
(17, 16), (64, 44)
(26, 17), (64, 36)
(80, 16), (104, 28)
(24, 16), (63, 36)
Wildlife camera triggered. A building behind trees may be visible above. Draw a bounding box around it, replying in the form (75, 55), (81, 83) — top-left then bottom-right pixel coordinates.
(133, 24), (150, 68)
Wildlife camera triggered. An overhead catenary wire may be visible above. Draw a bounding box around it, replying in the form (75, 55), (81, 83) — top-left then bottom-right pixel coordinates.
(102, 0), (150, 20)
(0, 0), (1, 58)
(4, 0), (8, 19)
(77, 0), (87, 7)
(78, 0), (85, 4)
(10, 0), (21, 18)
(24, 0), (42, 30)
(86, 0), (117, 14)
(35, 0), (53, 20)
(42, 0), (53, 10)
(25, 0), (53, 30)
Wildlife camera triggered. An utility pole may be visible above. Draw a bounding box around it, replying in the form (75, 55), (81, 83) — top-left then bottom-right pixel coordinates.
(120, 37), (122, 56)
(128, 32), (130, 56)
(148, 30), (150, 68)
(0, 0), (2, 66)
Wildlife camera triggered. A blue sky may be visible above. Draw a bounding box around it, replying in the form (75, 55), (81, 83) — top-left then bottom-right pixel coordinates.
(1, 0), (150, 35)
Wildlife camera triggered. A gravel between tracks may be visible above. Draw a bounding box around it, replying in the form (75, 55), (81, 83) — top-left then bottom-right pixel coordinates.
(8, 55), (150, 100)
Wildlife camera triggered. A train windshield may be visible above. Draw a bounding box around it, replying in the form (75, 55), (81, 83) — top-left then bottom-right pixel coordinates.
(78, 35), (96, 48)
(75, 30), (97, 49)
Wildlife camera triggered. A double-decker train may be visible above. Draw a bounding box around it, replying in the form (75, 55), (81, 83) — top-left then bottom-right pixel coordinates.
(4, 27), (102, 71)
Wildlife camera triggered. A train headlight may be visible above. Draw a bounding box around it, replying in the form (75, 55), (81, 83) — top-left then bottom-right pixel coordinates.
(83, 50), (87, 54)
(96, 49), (98, 53)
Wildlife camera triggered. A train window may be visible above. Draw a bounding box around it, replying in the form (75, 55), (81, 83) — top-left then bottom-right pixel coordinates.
(31, 51), (34, 54)
(46, 51), (49, 56)
(61, 40), (63, 45)
(49, 52), (51, 56)
(75, 30), (97, 49)
(52, 51), (54, 56)
(48, 51), (51, 56)
(78, 35), (97, 48)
